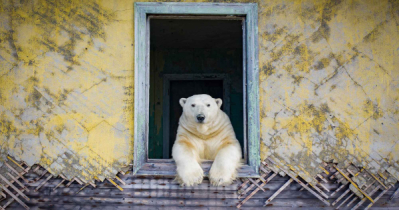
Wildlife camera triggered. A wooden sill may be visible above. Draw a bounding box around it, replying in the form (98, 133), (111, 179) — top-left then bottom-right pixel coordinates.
(134, 159), (260, 178)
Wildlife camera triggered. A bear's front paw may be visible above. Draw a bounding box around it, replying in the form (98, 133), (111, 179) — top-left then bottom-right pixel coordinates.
(209, 166), (235, 186)
(176, 163), (204, 186)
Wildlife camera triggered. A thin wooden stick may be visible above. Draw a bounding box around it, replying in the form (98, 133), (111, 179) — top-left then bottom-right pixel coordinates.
(347, 179), (375, 207)
(238, 178), (250, 190)
(336, 193), (354, 209)
(319, 165), (330, 175)
(346, 168), (357, 176)
(89, 182), (97, 188)
(0, 174), (29, 201)
(258, 176), (268, 184)
(36, 170), (48, 181)
(332, 189), (350, 206)
(309, 182), (329, 199)
(390, 185), (399, 201)
(347, 196), (358, 207)
(7, 156), (29, 172)
(5, 163), (28, 183)
(2, 188), (27, 209)
(6, 172), (29, 192)
(378, 172), (387, 180)
(264, 178), (293, 206)
(331, 183), (348, 197)
(237, 173), (277, 208)
(365, 170), (388, 189)
(317, 174), (328, 183)
(279, 167), (330, 206)
(260, 165), (271, 174)
(248, 178), (265, 192)
(53, 179), (66, 191)
(35, 174), (53, 192)
(0, 183), (29, 210)
(330, 171), (340, 179)
(334, 166), (374, 203)
(238, 172), (270, 197)
(33, 166), (40, 172)
(299, 183), (308, 191)
(364, 187), (390, 210)
(107, 178), (124, 191)
(74, 177), (84, 185)
(75, 184), (89, 195)
(115, 176), (126, 185)
(65, 179), (75, 187)
(351, 185), (380, 210)
(59, 174), (68, 180)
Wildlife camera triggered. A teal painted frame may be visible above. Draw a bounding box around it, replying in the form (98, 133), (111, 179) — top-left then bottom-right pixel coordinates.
(134, 2), (260, 177)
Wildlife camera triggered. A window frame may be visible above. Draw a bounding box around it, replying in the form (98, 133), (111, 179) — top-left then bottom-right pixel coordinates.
(134, 2), (260, 177)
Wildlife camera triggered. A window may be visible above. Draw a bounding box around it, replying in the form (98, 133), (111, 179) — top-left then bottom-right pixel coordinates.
(134, 2), (259, 177)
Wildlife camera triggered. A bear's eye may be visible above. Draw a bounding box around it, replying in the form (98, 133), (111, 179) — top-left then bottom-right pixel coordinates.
(191, 104), (195, 107)
(207, 104), (210, 107)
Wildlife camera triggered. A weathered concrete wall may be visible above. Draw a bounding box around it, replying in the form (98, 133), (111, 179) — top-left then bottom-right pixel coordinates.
(258, 0), (399, 184)
(0, 0), (134, 182)
(0, 0), (398, 184)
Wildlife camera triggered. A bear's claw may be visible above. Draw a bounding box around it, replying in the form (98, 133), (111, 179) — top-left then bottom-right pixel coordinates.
(176, 163), (204, 186)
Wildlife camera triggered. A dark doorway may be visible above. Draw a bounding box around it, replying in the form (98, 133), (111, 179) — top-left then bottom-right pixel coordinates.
(149, 17), (244, 159)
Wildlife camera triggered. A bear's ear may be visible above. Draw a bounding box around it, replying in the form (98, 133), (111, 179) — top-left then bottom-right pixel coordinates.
(179, 98), (187, 107)
(215, 98), (222, 108)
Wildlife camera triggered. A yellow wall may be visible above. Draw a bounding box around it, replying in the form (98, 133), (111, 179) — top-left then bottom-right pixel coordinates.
(0, 0), (398, 183)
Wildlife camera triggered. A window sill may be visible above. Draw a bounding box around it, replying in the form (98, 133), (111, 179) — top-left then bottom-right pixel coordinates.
(134, 159), (260, 178)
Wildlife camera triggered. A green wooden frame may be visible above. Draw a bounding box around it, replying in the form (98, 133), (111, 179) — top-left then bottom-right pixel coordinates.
(134, 2), (260, 177)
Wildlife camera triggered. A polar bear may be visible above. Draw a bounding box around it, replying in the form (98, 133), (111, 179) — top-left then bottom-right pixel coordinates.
(172, 94), (242, 186)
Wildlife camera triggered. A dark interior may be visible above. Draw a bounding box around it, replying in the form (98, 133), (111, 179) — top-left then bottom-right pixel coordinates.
(149, 17), (244, 159)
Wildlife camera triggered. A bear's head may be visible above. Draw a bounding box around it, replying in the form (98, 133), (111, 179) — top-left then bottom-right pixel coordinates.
(179, 94), (222, 124)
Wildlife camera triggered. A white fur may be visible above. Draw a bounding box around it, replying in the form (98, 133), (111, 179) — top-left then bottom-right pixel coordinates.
(172, 94), (242, 186)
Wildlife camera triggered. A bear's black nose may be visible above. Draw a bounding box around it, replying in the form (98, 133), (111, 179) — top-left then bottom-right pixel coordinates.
(196, 114), (205, 122)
